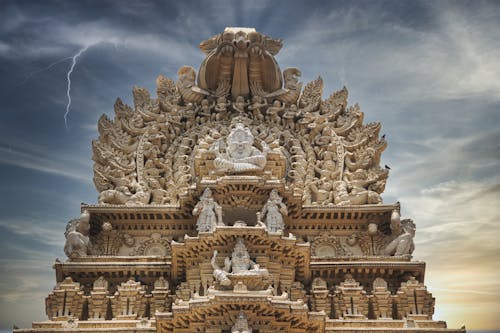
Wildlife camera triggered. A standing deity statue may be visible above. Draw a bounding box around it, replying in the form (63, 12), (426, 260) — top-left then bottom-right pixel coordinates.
(192, 188), (223, 232)
(260, 189), (288, 232)
(64, 211), (92, 259)
(231, 311), (252, 333)
(213, 123), (268, 173)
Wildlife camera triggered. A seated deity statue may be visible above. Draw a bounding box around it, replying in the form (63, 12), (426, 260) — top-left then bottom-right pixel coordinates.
(260, 189), (287, 232)
(193, 188), (223, 232)
(211, 238), (269, 288)
(228, 237), (258, 273)
(383, 219), (416, 256)
(64, 211), (91, 259)
(213, 123), (268, 174)
(231, 311), (252, 333)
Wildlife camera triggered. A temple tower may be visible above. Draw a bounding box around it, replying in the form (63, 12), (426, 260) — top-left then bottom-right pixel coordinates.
(17, 27), (464, 333)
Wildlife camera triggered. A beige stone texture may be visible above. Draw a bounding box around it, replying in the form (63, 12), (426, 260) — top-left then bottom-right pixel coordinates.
(16, 28), (464, 333)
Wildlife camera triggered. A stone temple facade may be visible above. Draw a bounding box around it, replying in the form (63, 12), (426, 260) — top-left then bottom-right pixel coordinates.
(17, 28), (465, 333)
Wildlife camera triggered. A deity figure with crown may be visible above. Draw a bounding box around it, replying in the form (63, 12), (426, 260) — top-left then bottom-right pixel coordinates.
(212, 123), (268, 173)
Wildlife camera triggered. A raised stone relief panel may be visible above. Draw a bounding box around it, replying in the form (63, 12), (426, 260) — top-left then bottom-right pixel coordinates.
(92, 27), (390, 208)
(132, 233), (172, 256)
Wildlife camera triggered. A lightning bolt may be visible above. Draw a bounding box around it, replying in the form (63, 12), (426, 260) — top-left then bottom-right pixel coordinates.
(64, 46), (89, 129)
(16, 56), (73, 87)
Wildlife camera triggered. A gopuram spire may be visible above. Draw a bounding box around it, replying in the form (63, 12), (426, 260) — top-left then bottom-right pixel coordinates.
(18, 28), (465, 333)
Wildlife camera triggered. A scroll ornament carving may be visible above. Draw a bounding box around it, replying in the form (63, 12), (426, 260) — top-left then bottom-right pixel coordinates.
(92, 28), (390, 207)
(133, 233), (172, 256)
(311, 234), (346, 257)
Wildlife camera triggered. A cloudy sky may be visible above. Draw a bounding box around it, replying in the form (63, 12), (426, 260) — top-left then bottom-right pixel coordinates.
(0, 0), (499, 330)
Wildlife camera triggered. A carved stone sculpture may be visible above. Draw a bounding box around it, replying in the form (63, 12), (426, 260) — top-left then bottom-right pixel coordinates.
(228, 238), (258, 273)
(260, 189), (287, 232)
(23, 28), (462, 333)
(197, 27), (282, 98)
(64, 211), (91, 259)
(383, 218), (416, 256)
(193, 188), (223, 232)
(231, 311), (252, 333)
(211, 238), (269, 290)
(213, 123), (267, 173)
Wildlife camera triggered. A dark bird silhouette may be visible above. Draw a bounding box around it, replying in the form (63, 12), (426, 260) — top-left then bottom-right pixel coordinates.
(385, 165), (391, 170)
(381, 134), (386, 139)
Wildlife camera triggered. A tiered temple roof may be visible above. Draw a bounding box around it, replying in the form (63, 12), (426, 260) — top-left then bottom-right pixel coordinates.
(17, 28), (464, 333)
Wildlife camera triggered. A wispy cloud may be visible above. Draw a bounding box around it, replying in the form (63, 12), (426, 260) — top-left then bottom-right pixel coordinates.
(0, 141), (91, 182)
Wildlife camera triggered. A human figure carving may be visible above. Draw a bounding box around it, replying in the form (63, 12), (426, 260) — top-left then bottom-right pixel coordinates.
(193, 188), (223, 232)
(266, 100), (285, 124)
(231, 311), (252, 333)
(211, 238), (268, 287)
(383, 219), (415, 256)
(247, 95), (266, 121)
(213, 123), (267, 173)
(282, 104), (299, 130)
(64, 211), (91, 259)
(213, 96), (230, 121)
(232, 96), (248, 117)
(196, 99), (215, 124)
(260, 189), (287, 232)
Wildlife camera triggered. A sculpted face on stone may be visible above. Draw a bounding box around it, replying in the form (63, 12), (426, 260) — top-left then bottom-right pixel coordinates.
(213, 123), (267, 173)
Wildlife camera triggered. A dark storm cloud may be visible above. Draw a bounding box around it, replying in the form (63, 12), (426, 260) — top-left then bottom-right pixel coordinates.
(0, 0), (499, 330)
